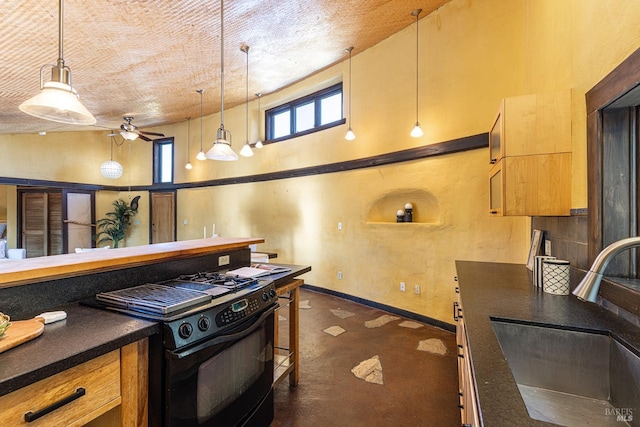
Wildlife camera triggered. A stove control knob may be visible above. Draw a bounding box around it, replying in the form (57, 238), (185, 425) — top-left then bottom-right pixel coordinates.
(268, 289), (277, 299)
(198, 317), (211, 331)
(262, 292), (269, 302)
(178, 322), (193, 339)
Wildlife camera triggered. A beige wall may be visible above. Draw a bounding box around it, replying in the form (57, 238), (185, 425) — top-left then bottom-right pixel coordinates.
(0, 185), (6, 221)
(2, 0), (640, 323)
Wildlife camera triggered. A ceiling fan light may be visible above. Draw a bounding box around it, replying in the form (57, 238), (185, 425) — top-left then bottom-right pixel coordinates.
(120, 130), (138, 140)
(100, 159), (123, 179)
(20, 81), (95, 125)
(240, 142), (254, 157)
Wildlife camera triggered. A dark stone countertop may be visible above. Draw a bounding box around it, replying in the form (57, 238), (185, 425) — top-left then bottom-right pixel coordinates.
(0, 302), (158, 397)
(455, 260), (640, 427)
(266, 264), (311, 288)
(0, 263), (311, 398)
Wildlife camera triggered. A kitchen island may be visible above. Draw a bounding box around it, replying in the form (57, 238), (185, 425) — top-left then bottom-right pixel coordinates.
(455, 261), (640, 426)
(0, 237), (298, 426)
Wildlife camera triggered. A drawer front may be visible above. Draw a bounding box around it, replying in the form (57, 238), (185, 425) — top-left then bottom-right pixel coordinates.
(0, 350), (121, 426)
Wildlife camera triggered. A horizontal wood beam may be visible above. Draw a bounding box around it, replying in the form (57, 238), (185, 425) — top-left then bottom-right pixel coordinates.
(0, 133), (487, 191)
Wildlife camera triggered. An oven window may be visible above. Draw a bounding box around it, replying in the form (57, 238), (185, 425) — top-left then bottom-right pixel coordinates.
(196, 328), (270, 424)
(165, 309), (275, 427)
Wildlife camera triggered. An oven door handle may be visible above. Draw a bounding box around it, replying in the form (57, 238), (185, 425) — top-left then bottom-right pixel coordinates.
(168, 304), (277, 360)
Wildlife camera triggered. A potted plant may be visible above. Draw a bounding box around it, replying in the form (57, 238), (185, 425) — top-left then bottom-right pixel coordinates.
(95, 196), (140, 249)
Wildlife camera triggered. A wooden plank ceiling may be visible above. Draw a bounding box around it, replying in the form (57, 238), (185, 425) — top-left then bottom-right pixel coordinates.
(0, 0), (451, 135)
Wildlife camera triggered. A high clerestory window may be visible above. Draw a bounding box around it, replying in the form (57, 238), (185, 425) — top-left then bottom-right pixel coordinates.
(265, 83), (345, 143)
(153, 138), (174, 184)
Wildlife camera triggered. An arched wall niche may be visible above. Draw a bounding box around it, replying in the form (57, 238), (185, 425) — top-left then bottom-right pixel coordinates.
(366, 188), (440, 224)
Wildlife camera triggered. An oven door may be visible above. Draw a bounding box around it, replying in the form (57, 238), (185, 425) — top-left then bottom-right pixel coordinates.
(164, 304), (276, 427)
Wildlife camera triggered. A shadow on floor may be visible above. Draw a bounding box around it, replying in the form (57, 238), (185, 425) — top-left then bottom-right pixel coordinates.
(271, 288), (460, 427)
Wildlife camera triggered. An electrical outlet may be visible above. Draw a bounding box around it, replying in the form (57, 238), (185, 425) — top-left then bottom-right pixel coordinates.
(337, 271), (343, 280)
(218, 255), (230, 266)
(338, 222), (343, 230)
(414, 285), (421, 295)
(545, 240), (552, 256)
(183, 219), (188, 225)
(400, 282), (406, 292)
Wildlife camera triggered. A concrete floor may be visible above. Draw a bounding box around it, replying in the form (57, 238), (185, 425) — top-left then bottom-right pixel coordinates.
(271, 288), (460, 427)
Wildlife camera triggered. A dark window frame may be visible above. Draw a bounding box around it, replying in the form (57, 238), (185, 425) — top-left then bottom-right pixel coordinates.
(153, 137), (174, 184)
(265, 83), (346, 144)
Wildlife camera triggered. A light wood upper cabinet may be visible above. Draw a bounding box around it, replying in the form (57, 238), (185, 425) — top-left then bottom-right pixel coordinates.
(489, 91), (572, 216)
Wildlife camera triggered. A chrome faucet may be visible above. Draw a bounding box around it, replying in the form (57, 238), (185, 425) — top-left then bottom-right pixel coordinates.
(573, 236), (640, 302)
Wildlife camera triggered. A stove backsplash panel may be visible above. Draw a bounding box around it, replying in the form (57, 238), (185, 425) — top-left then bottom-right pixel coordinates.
(0, 248), (251, 319)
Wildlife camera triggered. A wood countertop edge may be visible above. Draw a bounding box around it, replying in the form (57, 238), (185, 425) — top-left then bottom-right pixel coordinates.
(0, 237), (265, 288)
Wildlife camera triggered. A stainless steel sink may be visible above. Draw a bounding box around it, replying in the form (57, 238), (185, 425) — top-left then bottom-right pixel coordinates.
(491, 319), (639, 426)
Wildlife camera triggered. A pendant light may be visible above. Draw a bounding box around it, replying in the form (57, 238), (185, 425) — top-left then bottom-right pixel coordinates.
(410, 9), (424, 138)
(185, 117), (193, 169)
(19, 0), (95, 125)
(239, 44), (254, 157)
(196, 89), (207, 161)
(206, 0), (238, 161)
(100, 134), (123, 179)
(255, 93), (263, 148)
(344, 47), (356, 141)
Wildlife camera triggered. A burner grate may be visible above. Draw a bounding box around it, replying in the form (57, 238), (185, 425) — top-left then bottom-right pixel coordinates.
(96, 284), (212, 314)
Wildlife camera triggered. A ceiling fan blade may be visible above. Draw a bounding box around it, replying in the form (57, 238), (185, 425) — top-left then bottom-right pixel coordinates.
(139, 131), (165, 137)
(138, 134), (153, 142)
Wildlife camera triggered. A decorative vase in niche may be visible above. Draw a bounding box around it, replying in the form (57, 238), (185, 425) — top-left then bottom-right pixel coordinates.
(404, 203), (413, 222)
(396, 209), (405, 223)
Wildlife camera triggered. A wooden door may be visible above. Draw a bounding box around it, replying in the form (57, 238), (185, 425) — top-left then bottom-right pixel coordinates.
(21, 191), (62, 257)
(151, 191), (175, 243)
(64, 191), (94, 252)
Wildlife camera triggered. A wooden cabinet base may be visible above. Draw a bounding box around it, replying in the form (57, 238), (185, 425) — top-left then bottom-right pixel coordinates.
(0, 351), (121, 426)
(0, 339), (148, 427)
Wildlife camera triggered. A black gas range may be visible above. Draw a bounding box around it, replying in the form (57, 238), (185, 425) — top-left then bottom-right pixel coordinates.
(91, 269), (278, 426)
(93, 271), (278, 349)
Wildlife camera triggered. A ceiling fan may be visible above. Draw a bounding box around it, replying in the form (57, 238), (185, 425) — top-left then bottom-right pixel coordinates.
(118, 116), (164, 141)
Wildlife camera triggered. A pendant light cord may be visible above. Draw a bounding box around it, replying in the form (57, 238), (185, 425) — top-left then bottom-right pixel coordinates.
(415, 11), (419, 123)
(198, 89), (204, 151)
(187, 117), (191, 160)
(220, 0), (225, 127)
(348, 48), (353, 128)
(243, 45), (249, 142)
(58, 0), (64, 62)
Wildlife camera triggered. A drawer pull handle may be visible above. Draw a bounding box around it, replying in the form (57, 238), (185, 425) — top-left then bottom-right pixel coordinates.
(24, 387), (86, 422)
